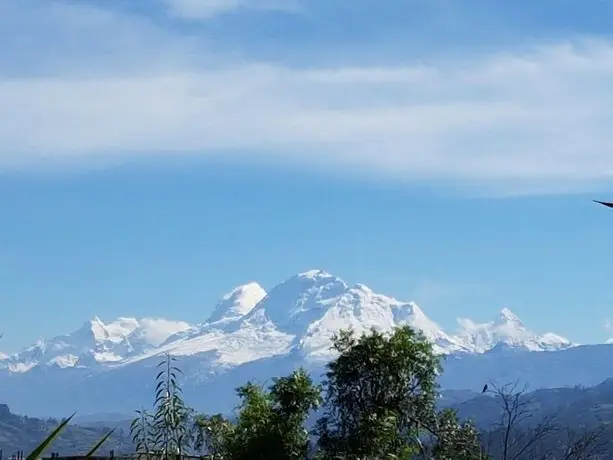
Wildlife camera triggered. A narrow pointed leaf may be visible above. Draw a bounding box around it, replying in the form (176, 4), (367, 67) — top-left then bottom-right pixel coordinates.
(26, 413), (76, 460)
(85, 428), (116, 457)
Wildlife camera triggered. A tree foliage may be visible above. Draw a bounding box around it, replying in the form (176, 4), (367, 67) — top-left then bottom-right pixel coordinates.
(192, 413), (234, 459)
(430, 409), (486, 460)
(130, 328), (607, 460)
(316, 326), (442, 459)
(224, 368), (321, 460)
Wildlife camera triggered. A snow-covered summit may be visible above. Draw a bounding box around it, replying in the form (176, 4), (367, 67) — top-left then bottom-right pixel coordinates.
(111, 269), (461, 370)
(243, 270), (348, 334)
(295, 280), (467, 363)
(454, 307), (573, 353)
(207, 282), (267, 324)
(496, 307), (522, 325)
(1, 271), (576, 377)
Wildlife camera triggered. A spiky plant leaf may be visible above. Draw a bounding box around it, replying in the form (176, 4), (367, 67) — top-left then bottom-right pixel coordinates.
(26, 413), (76, 460)
(85, 428), (116, 457)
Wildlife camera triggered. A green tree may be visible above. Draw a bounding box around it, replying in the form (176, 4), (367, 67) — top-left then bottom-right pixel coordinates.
(430, 408), (487, 460)
(268, 368), (322, 458)
(316, 326), (441, 459)
(192, 413), (234, 459)
(225, 368), (321, 460)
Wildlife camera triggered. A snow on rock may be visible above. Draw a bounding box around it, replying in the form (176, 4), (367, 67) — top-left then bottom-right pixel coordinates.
(298, 282), (468, 363)
(0, 271), (575, 379)
(159, 283), (268, 347)
(48, 354), (80, 368)
(454, 307), (573, 353)
(0, 269), (589, 416)
(153, 322), (293, 368)
(124, 318), (192, 351)
(207, 282), (267, 324)
(104, 270), (462, 372)
(391, 299), (468, 354)
(0, 316), (193, 371)
(244, 270), (349, 335)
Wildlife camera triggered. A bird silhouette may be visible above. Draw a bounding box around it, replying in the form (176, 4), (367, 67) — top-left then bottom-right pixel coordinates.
(594, 200), (613, 208)
(482, 384), (488, 393)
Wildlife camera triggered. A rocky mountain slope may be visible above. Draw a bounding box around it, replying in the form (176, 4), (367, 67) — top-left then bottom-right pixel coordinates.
(1, 270), (605, 417)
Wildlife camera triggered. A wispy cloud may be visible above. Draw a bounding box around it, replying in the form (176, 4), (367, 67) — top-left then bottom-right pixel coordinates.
(2, 1), (613, 194)
(604, 320), (613, 343)
(163, 0), (301, 19)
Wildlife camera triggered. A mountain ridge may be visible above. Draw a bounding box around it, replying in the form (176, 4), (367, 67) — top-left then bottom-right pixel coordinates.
(2, 269), (600, 417)
(1, 269), (574, 371)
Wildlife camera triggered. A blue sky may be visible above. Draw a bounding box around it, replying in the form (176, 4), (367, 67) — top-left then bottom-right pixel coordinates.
(2, 0), (613, 352)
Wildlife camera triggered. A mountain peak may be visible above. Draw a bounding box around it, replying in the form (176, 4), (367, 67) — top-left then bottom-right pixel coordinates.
(496, 307), (522, 324)
(246, 270), (347, 334)
(280, 270), (345, 292)
(207, 282), (267, 323)
(352, 283), (372, 293)
(296, 269), (334, 280)
(77, 317), (110, 342)
(454, 306), (573, 353)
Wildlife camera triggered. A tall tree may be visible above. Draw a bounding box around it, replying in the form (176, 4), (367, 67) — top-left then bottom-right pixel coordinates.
(316, 326), (441, 459)
(226, 368), (321, 460)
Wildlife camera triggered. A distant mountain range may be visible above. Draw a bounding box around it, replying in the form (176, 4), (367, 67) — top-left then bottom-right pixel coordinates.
(7, 379), (613, 458)
(0, 403), (130, 455)
(2, 269), (613, 417)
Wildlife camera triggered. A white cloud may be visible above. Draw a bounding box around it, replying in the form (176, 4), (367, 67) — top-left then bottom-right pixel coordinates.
(2, 2), (613, 193)
(604, 320), (613, 343)
(163, 0), (301, 19)
(0, 1), (208, 77)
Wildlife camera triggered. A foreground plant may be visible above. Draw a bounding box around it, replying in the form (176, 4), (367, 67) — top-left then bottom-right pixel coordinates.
(131, 353), (192, 458)
(192, 413), (234, 459)
(26, 413), (114, 460)
(316, 326), (441, 459)
(152, 353), (192, 455)
(224, 368), (321, 460)
(130, 408), (155, 457)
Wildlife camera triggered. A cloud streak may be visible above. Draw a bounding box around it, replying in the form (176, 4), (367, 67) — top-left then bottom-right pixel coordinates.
(2, 1), (613, 193)
(163, 0), (301, 19)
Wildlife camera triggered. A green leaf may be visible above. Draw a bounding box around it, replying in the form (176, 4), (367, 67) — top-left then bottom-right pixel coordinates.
(85, 428), (116, 457)
(26, 413), (76, 460)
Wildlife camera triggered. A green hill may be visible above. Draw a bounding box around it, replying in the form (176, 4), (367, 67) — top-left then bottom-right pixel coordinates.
(0, 404), (133, 456)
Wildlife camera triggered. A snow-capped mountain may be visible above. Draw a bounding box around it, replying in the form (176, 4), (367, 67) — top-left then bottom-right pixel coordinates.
(0, 270), (573, 373)
(119, 270), (471, 370)
(0, 269), (593, 417)
(0, 316), (191, 372)
(454, 307), (572, 353)
(207, 282), (267, 324)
